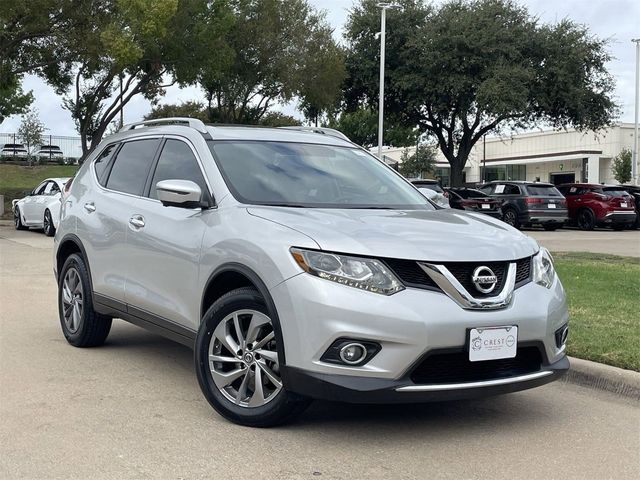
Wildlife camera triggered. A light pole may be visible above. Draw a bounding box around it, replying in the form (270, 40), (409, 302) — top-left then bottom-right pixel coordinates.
(632, 38), (639, 185)
(377, 3), (400, 161)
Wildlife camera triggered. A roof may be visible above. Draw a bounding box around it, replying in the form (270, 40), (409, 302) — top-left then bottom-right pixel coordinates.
(484, 180), (554, 186)
(557, 183), (623, 188)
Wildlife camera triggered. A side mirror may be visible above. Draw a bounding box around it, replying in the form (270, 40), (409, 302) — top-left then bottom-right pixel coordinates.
(156, 179), (205, 209)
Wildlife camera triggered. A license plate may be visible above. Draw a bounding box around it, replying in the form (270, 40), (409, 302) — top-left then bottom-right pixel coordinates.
(469, 326), (518, 362)
(481, 204), (490, 209)
(548, 203), (556, 208)
(621, 202), (627, 208)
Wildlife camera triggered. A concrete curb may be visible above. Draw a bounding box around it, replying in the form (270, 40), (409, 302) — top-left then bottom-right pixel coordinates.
(564, 356), (640, 400)
(0, 219), (13, 226)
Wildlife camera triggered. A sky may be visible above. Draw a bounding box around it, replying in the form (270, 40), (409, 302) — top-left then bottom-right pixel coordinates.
(2, 0), (639, 137)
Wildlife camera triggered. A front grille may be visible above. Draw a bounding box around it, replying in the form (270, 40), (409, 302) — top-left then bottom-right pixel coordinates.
(410, 347), (543, 385)
(442, 261), (507, 298)
(383, 258), (439, 290)
(384, 256), (532, 294)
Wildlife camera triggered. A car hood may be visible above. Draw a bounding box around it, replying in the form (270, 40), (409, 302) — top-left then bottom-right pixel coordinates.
(247, 207), (539, 262)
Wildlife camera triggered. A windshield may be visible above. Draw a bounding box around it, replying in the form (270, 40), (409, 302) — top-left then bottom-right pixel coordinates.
(525, 184), (562, 197)
(208, 141), (434, 209)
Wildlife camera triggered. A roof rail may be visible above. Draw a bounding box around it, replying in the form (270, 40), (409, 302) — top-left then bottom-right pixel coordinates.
(120, 117), (208, 134)
(279, 126), (350, 142)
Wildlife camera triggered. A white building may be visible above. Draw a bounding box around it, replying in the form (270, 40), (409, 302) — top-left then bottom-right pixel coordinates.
(378, 123), (637, 186)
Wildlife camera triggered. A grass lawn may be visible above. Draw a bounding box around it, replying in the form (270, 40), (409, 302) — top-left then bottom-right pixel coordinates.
(554, 252), (640, 371)
(0, 163), (79, 218)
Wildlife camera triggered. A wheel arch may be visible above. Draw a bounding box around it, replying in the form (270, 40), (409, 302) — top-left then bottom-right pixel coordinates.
(201, 263), (286, 365)
(56, 234), (93, 292)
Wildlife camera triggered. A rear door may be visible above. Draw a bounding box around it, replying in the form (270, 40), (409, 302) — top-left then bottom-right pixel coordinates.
(124, 137), (211, 331)
(77, 138), (161, 303)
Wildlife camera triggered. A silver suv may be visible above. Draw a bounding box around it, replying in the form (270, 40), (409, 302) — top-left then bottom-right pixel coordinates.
(53, 118), (569, 426)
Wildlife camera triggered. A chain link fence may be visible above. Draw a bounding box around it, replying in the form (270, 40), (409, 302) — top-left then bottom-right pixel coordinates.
(0, 133), (83, 164)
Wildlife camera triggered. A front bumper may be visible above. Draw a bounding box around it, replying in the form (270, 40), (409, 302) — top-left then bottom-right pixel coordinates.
(282, 353), (568, 403)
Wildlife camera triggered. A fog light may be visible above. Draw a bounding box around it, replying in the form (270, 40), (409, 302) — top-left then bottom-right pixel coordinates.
(555, 324), (569, 348)
(339, 343), (367, 365)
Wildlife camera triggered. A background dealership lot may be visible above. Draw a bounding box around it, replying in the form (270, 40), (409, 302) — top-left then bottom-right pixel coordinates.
(1, 226), (638, 479)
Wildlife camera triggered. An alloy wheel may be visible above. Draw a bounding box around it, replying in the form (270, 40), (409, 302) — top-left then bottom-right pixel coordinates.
(208, 309), (282, 408)
(44, 212), (51, 235)
(62, 267), (83, 333)
(504, 210), (516, 226)
(14, 210), (19, 227)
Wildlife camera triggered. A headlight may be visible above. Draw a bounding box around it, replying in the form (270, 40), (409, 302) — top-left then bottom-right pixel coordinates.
(290, 248), (404, 295)
(533, 247), (555, 289)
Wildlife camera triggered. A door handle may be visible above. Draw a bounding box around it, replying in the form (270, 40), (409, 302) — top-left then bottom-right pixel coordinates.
(83, 202), (96, 213)
(129, 215), (145, 229)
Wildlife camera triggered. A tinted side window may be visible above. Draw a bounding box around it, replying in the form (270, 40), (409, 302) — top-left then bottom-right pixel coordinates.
(34, 182), (48, 195)
(94, 143), (119, 186)
(504, 185), (521, 195)
(49, 182), (61, 195)
(106, 139), (160, 195)
(148, 140), (208, 199)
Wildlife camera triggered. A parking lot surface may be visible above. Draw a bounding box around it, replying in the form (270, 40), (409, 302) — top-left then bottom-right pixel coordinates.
(526, 228), (639, 257)
(1, 226), (639, 479)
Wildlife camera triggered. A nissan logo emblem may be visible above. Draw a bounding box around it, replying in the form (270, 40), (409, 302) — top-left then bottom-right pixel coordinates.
(472, 266), (498, 293)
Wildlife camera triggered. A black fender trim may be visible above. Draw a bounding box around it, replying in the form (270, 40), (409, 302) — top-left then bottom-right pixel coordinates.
(56, 234), (92, 288)
(201, 263), (286, 366)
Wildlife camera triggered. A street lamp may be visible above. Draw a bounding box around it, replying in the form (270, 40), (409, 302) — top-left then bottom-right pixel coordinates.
(377, 2), (400, 161)
(632, 38), (639, 185)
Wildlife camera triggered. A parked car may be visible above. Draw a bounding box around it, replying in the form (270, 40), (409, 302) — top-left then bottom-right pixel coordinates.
(12, 177), (71, 236)
(1, 143), (28, 158)
(616, 185), (640, 229)
(410, 178), (444, 193)
(478, 181), (567, 230)
(445, 187), (502, 219)
(557, 183), (637, 231)
(53, 118), (569, 427)
(34, 145), (64, 162)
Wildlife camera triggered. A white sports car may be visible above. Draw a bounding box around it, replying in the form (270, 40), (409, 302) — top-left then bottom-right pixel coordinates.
(12, 177), (71, 236)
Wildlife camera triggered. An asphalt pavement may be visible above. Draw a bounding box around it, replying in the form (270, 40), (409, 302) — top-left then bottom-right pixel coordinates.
(1, 226), (639, 479)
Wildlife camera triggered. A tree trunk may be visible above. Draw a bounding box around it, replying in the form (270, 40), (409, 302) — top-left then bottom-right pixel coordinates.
(449, 157), (466, 187)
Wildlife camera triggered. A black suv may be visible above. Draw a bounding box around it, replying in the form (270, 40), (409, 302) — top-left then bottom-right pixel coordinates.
(618, 185), (640, 229)
(478, 181), (568, 230)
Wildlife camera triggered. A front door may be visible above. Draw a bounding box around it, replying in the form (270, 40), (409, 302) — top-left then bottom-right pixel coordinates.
(125, 138), (211, 330)
(550, 172), (575, 185)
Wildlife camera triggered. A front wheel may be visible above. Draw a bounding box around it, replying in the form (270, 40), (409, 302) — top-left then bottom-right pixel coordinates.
(43, 209), (55, 236)
(14, 207), (27, 230)
(195, 287), (310, 427)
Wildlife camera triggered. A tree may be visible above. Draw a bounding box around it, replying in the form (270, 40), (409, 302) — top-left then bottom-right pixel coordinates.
(344, 0), (618, 186)
(327, 107), (417, 148)
(17, 109), (45, 166)
(53, 0), (232, 156)
(145, 101), (209, 123)
(398, 144), (437, 178)
(259, 112), (302, 127)
(197, 0), (344, 125)
(0, 0), (82, 123)
(612, 148), (632, 184)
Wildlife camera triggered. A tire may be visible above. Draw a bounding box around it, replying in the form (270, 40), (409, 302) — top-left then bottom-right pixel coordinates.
(195, 287), (310, 427)
(543, 224), (560, 231)
(14, 207), (27, 230)
(577, 209), (596, 231)
(58, 253), (112, 347)
(502, 208), (520, 229)
(43, 209), (55, 237)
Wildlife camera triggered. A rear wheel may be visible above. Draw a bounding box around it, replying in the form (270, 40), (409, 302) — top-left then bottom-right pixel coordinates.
(58, 254), (112, 347)
(14, 207), (27, 230)
(195, 287), (310, 427)
(577, 209), (596, 231)
(502, 208), (520, 229)
(43, 209), (55, 236)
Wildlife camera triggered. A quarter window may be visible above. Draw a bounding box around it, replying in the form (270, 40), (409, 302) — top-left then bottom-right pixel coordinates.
(106, 139), (160, 195)
(94, 143), (119, 186)
(148, 140), (208, 200)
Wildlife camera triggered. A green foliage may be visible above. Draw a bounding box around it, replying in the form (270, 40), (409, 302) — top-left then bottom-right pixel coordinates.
(327, 108), (417, 148)
(344, 0), (618, 185)
(398, 144), (437, 178)
(259, 112), (302, 127)
(197, 0), (344, 125)
(17, 109), (45, 166)
(611, 148), (632, 184)
(145, 101), (210, 123)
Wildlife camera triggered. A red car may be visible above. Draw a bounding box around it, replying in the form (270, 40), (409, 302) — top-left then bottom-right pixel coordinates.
(557, 183), (637, 230)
